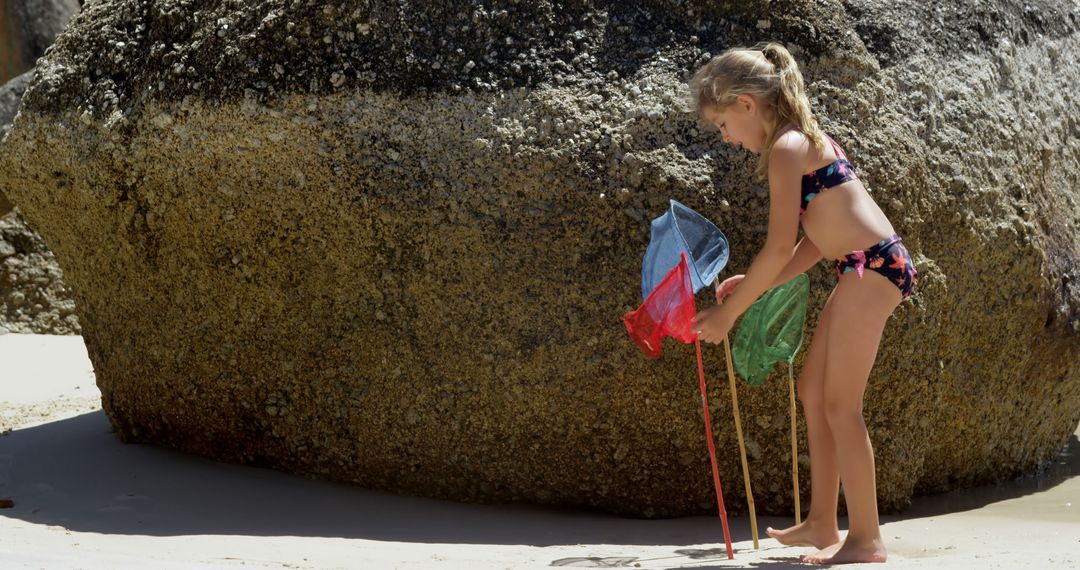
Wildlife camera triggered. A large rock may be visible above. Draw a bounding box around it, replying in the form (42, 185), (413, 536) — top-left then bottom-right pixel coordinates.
(0, 0), (1077, 516)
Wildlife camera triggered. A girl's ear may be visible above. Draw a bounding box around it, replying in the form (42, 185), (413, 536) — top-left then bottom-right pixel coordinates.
(736, 94), (755, 113)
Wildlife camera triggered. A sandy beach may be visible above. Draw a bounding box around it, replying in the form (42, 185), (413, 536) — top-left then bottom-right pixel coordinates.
(1, 334), (1077, 569)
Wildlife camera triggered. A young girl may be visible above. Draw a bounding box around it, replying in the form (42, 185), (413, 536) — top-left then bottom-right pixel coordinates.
(688, 43), (916, 565)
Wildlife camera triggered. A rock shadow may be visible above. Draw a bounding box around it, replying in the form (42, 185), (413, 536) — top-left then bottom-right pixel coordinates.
(0, 410), (751, 546)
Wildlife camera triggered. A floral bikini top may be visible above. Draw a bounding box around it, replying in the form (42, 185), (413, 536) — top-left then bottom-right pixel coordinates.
(799, 134), (857, 217)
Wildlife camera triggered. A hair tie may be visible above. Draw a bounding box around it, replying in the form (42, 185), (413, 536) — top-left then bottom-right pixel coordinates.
(761, 48), (778, 69)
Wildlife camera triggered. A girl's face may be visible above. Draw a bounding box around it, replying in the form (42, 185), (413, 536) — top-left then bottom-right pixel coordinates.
(701, 95), (769, 153)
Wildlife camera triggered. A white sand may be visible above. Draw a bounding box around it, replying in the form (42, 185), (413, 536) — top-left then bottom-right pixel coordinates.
(1, 334), (1077, 569)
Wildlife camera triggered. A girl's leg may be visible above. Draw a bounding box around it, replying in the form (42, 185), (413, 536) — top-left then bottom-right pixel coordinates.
(766, 291), (841, 549)
(803, 271), (899, 565)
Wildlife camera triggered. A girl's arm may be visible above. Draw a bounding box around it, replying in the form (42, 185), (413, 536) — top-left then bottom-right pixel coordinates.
(720, 136), (804, 316)
(769, 236), (822, 288)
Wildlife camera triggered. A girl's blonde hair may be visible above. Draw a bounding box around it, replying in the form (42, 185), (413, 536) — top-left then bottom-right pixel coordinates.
(689, 42), (824, 180)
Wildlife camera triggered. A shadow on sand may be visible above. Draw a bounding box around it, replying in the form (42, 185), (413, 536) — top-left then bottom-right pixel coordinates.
(0, 410), (755, 547)
(1, 409), (1076, 565)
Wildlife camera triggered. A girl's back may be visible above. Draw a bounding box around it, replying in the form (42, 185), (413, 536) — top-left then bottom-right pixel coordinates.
(781, 129), (897, 260)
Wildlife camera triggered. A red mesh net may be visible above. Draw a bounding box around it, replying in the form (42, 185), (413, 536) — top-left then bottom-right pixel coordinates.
(623, 253), (696, 359)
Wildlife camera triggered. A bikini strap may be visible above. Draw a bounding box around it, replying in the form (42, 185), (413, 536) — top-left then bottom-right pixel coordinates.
(824, 133), (848, 161)
(783, 126), (847, 161)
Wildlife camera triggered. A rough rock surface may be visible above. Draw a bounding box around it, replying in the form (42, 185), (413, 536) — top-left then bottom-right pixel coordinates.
(2, 0), (82, 211)
(0, 1), (80, 333)
(0, 70), (29, 215)
(0, 210), (80, 335)
(1, 72), (78, 334)
(0, 0), (1077, 517)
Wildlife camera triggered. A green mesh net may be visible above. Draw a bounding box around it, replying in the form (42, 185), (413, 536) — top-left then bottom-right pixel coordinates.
(732, 274), (810, 385)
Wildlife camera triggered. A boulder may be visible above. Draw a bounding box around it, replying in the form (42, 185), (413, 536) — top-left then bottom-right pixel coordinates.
(0, 0), (1077, 516)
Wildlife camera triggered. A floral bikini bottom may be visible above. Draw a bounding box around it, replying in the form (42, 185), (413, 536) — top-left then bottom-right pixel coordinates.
(834, 234), (918, 300)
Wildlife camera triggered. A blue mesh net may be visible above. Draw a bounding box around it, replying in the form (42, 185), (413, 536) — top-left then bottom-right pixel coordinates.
(642, 199), (730, 300)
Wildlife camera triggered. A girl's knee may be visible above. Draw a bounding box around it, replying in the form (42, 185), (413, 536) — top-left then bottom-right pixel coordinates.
(823, 398), (865, 429)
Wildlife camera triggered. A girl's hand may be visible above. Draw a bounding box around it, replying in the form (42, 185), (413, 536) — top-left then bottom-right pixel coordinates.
(691, 303), (738, 344)
(715, 274), (746, 302)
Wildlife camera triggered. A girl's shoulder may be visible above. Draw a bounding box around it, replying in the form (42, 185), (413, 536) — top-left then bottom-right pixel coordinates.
(769, 127), (815, 170)
(773, 126), (813, 153)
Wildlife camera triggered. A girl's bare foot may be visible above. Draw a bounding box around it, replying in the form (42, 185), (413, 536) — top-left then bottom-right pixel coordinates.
(764, 520), (840, 549)
(800, 541), (841, 563)
(801, 536), (887, 564)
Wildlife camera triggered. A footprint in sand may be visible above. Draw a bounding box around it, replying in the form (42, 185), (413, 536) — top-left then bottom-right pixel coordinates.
(550, 557), (639, 567)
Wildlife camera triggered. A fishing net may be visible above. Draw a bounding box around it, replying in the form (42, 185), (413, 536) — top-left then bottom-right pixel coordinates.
(641, 199), (730, 300)
(730, 273), (811, 525)
(623, 253), (696, 359)
(732, 274), (810, 385)
(624, 202), (736, 558)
